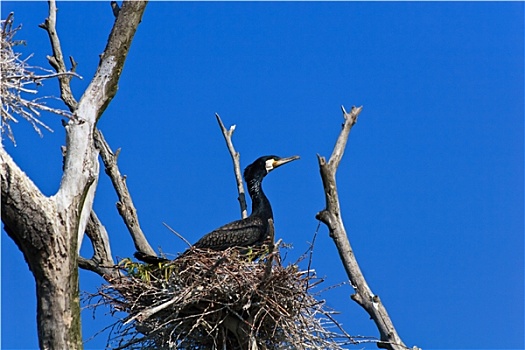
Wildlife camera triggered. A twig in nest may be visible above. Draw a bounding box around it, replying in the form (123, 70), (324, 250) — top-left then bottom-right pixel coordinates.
(162, 222), (191, 248)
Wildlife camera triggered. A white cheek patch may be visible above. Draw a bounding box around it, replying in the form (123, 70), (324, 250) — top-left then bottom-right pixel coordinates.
(265, 159), (274, 172)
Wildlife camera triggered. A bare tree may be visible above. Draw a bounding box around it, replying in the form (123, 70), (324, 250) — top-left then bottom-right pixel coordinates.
(1, 1), (147, 348)
(1, 3), (419, 350)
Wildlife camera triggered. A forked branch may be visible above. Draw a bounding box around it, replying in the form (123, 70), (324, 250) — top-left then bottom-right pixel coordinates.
(316, 106), (416, 350)
(79, 211), (120, 280)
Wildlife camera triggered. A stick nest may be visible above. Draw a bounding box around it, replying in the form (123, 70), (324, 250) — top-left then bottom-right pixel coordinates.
(89, 246), (356, 349)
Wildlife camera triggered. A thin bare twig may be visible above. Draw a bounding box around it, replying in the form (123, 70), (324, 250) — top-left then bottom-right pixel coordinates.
(162, 222), (191, 249)
(305, 220), (321, 291)
(215, 113), (248, 219)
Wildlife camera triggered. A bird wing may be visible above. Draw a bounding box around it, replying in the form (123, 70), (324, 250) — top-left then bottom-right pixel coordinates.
(193, 216), (267, 250)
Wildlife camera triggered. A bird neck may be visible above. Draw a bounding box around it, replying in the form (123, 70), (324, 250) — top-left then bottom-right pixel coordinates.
(247, 178), (273, 221)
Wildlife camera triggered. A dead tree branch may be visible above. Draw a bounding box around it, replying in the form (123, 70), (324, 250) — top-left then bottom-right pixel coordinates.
(79, 210), (121, 280)
(111, 1), (120, 18)
(316, 105), (415, 350)
(54, 0), (148, 251)
(94, 128), (156, 256)
(215, 113), (248, 219)
(38, 0), (78, 111)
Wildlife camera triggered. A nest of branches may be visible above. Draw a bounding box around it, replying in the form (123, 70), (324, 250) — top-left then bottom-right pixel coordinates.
(89, 245), (356, 349)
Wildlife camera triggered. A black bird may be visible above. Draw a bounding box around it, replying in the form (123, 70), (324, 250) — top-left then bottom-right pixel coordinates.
(134, 155), (299, 263)
(193, 155), (299, 250)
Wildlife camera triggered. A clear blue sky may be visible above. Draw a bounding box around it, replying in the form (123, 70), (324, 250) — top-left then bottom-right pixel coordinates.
(1, 2), (523, 349)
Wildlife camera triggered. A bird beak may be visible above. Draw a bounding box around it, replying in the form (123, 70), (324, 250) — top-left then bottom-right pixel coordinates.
(273, 155), (300, 169)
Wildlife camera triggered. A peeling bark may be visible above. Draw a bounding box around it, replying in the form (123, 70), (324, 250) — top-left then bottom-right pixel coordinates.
(1, 148), (82, 349)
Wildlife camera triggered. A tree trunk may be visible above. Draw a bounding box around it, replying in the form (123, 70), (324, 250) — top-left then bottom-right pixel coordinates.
(0, 1), (148, 348)
(1, 149), (83, 349)
(36, 271), (82, 350)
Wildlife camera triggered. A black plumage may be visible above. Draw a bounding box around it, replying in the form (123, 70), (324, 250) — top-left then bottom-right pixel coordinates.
(134, 155), (298, 264)
(193, 155), (299, 250)
(134, 251), (168, 264)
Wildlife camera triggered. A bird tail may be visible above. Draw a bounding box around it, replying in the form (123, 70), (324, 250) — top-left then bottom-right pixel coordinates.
(134, 251), (170, 264)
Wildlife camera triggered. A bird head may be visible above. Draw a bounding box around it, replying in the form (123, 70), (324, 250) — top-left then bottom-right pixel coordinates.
(244, 155), (300, 182)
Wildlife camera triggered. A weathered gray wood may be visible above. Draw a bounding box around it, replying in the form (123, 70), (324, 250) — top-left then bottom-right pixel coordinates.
(317, 106), (416, 350)
(94, 128), (156, 256)
(0, 1), (148, 348)
(215, 113), (248, 219)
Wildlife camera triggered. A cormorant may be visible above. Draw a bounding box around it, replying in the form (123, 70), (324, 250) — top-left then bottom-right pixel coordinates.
(193, 155), (299, 250)
(134, 155), (299, 263)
